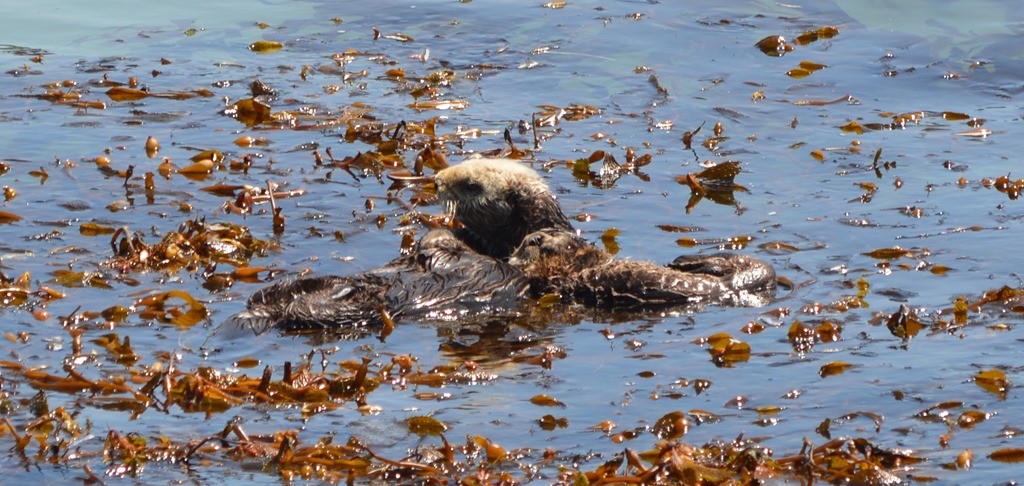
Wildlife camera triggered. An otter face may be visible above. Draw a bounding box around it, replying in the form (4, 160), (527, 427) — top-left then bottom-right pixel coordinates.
(509, 229), (587, 267)
(434, 158), (574, 258)
(435, 158), (543, 226)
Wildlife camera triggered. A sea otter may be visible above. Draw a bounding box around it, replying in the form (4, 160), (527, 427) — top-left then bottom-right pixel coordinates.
(230, 157), (774, 334)
(509, 228), (776, 309)
(435, 158), (776, 308)
(226, 228), (527, 334)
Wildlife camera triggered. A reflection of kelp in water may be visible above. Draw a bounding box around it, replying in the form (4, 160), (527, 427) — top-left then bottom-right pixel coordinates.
(677, 161), (748, 214)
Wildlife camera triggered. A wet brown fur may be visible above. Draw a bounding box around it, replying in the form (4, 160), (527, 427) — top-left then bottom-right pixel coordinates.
(226, 229), (527, 334)
(510, 229), (776, 309)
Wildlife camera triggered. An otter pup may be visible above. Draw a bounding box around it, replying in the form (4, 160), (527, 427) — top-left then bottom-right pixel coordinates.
(436, 158), (776, 308)
(434, 158), (573, 259)
(226, 229), (527, 334)
(510, 229), (776, 309)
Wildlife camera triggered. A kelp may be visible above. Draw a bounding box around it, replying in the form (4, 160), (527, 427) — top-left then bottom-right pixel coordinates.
(105, 219), (271, 274)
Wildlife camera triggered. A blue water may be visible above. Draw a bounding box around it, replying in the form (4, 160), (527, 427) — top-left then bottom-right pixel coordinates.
(2, 0), (1024, 483)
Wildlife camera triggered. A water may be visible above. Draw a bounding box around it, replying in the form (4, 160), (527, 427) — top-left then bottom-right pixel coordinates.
(1, 0), (1024, 483)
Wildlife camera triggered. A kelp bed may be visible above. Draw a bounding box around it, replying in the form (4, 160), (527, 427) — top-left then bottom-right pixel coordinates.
(2, 1), (1024, 483)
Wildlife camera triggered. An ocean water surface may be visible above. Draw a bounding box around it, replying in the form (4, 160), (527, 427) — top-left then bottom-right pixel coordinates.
(1, 0), (1024, 483)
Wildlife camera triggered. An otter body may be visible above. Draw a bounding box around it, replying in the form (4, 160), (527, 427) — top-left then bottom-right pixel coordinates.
(228, 229), (527, 334)
(509, 229), (776, 309)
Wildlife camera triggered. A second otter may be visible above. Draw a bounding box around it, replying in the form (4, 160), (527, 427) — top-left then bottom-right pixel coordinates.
(509, 228), (776, 309)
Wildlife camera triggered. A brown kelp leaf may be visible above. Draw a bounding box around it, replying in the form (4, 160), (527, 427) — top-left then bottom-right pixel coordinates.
(0, 210), (23, 224)
(51, 270), (112, 289)
(989, 448), (1024, 463)
(190, 149), (224, 163)
(136, 290), (209, 326)
(943, 111), (971, 121)
(537, 293), (561, 308)
(975, 369), (1010, 398)
(794, 95), (855, 106)
(100, 305), (129, 323)
(472, 435), (506, 462)
(0, 289), (29, 306)
(651, 411), (689, 440)
(179, 159), (215, 175)
(755, 35), (793, 56)
(863, 247), (911, 259)
(695, 160), (741, 186)
(951, 448), (973, 470)
(94, 333), (139, 365)
(786, 67), (812, 79)
(786, 60), (828, 79)
(927, 264), (951, 274)
(248, 40), (283, 53)
(819, 361), (853, 377)
(793, 26), (840, 45)
(406, 416), (448, 436)
(885, 304), (924, 342)
(223, 98), (273, 126)
(840, 121), (864, 134)
(571, 156), (594, 181)
(537, 415), (568, 431)
(787, 320), (818, 352)
(590, 420), (616, 434)
(529, 394), (565, 407)
(656, 224), (702, 233)
(234, 357), (261, 369)
(600, 228), (620, 255)
(106, 87), (149, 102)
(705, 333), (750, 367)
(80, 221), (115, 236)
(957, 410), (988, 429)
(234, 135), (271, 147)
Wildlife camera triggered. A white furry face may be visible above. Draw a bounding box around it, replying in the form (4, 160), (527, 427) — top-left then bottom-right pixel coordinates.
(434, 158), (546, 226)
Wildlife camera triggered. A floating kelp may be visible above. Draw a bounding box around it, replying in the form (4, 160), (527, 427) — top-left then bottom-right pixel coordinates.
(677, 160), (748, 213)
(105, 220), (271, 274)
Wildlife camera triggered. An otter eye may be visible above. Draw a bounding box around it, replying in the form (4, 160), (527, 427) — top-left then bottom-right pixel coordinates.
(464, 181), (484, 194)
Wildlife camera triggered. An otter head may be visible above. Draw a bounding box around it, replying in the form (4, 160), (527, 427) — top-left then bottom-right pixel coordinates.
(510, 228), (611, 276)
(509, 229), (587, 267)
(434, 158), (573, 258)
